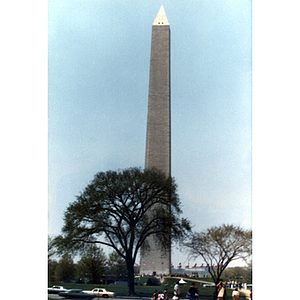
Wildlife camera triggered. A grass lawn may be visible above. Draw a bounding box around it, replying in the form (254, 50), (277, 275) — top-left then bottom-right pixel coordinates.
(48, 277), (250, 299)
(48, 278), (215, 297)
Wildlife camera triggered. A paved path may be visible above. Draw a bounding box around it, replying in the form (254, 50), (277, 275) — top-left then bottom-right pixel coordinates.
(238, 289), (251, 299)
(163, 277), (213, 285)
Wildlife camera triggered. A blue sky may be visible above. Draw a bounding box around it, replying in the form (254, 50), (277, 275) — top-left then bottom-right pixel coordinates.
(48, 0), (252, 266)
(2, 1), (300, 297)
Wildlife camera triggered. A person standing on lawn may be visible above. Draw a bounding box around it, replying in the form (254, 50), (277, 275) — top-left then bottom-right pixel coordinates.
(152, 290), (158, 300)
(173, 282), (180, 300)
(232, 288), (239, 300)
(216, 280), (227, 300)
(188, 283), (198, 300)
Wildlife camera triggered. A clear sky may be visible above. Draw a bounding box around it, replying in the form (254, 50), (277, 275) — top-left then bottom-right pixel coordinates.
(2, 1), (300, 298)
(48, 0), (252, 267)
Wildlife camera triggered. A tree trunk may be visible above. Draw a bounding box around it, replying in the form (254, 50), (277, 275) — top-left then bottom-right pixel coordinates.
(213, 286), (218, 300)
(126, 257), (135, 295)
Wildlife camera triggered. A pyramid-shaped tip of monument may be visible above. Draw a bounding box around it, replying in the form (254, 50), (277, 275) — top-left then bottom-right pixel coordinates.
(153, 5), (169, 26)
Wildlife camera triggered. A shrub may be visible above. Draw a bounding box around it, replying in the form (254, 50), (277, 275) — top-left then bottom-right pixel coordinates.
(146, 277), (161, 286)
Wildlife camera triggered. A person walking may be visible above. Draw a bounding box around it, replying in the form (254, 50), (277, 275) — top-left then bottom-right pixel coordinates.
(152, 290), (158, 300)
(216, 280), (226, 300)
(173, 282), (180, 300)
(232, 288), (239, 300)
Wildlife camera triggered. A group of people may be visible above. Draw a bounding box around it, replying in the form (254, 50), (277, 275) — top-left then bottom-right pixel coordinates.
(227, 281), (248, 290)
(151, 289), (169, 300)
(151, 280), (252, 300)
(173, 281), (198, 300)
(216, 280), (252, 300)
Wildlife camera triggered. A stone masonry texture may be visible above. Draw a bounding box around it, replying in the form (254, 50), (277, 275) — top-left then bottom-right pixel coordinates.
(140, 23), (171, 275)
(145, 25), (171, 175)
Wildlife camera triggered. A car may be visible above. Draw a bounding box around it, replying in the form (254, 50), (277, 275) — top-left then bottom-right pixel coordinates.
(83, 288), (116, 298)
(48, 286), (67, 294)
(59, 289), (95, 299)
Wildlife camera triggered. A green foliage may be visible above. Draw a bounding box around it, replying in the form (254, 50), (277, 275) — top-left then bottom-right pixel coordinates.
(48, 235), (56, 260)
(54, 167), (191, 255)
(48, 236), (58, 283)
(146, 277), (161, 286)
(54, 167), (191, 295)
(223, 266), (251, 282)
(223, 260), (252, 283)
(48, 260), (58, 283)
(54, 253), (76, 282)
(106, 249), (128, 279)
(77, 245), (107, 284)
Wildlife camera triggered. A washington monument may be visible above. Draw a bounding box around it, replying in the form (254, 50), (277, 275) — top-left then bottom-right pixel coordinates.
(140, 6), (171, 275)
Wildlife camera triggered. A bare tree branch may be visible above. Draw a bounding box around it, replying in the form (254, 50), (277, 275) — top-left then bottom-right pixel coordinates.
(185, 224), (252, 284)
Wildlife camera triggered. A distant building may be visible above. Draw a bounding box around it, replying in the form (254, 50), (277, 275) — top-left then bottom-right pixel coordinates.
(171, 266), (211, 277)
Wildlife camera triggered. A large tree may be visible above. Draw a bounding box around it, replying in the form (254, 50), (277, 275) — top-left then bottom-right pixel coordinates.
(107, 249), (128, 279)
(185, 224), (252, 284)
(48, 235), (56, 261)
(48, 235), (58, 283)
(77, 245), (107, 284)
(54, 253), (76, 282)
(54, 167), (191, 295)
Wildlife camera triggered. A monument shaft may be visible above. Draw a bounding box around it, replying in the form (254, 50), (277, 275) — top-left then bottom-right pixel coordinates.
(140, 6), (171, 275)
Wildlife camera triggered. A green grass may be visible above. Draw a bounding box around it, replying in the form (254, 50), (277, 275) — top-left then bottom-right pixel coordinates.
(48, 277), (214, 297)
(48, 282), (158, 297)
(48, 277), (250, 298)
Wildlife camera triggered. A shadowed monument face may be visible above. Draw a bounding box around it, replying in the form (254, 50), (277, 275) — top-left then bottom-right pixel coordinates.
(140, 6), (171, 275)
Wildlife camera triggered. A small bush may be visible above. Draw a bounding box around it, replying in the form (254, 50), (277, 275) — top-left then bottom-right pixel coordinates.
(146, 277), (161, 286)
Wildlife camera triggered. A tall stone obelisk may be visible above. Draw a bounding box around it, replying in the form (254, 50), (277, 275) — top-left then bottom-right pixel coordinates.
(140, 6), (171, 275)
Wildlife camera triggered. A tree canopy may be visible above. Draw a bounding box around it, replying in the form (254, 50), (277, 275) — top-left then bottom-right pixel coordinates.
(106, 249), (128, 281)
(54, 253), (76, 282)
(77, 245), (107, 284)
(54, 167), (191, 294)
(185, 224), (252, 284)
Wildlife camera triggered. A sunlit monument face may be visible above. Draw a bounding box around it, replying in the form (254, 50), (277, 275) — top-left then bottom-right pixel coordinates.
(140, 6), (171, 276)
